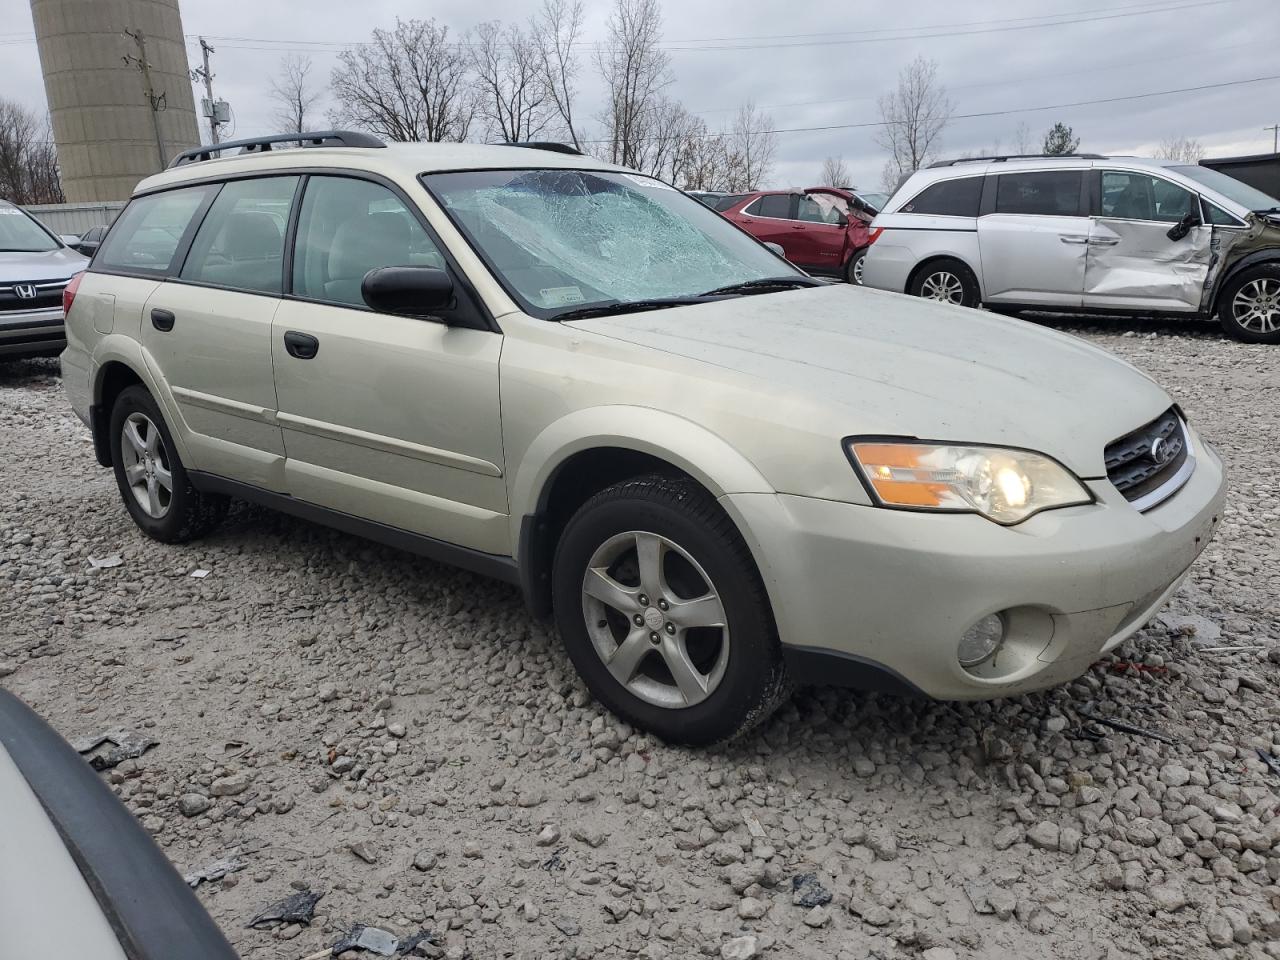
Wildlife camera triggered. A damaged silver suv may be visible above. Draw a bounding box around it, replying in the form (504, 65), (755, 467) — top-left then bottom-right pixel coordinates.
(864, 154), (1280, 343)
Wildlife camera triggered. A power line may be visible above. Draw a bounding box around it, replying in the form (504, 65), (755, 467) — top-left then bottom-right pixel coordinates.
(580, 73), (1280, 144)
(174, 0), (1242, 53)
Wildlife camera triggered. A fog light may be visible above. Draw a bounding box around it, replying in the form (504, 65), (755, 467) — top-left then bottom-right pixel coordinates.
(958, 613), (1006, 668)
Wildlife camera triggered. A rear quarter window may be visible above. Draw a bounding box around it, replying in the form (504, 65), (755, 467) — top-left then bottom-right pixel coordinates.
(900, 177), (982, 217)
(95, 186), (213, 275)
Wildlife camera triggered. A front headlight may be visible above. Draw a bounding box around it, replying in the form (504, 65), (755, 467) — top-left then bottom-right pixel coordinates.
(847, 440), (1093, 524)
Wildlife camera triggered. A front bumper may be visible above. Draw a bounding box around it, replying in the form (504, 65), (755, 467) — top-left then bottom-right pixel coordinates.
(0, 307), (65, 358)
(724, 439), (1225, 700)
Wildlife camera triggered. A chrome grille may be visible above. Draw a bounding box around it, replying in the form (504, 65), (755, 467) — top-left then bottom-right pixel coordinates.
(1104, 408), (1192, 511)
(0, 279), (67, 313)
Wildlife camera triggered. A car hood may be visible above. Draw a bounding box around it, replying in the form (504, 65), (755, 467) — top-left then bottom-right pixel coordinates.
(0, 246), (87, 281)
(568, 284), (1174, 478)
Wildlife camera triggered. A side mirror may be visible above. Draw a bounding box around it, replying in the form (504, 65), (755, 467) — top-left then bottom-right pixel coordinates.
(1166, 211), (1199, 241)
(763, 241), (786, 258)
(361, 266), (455, 320)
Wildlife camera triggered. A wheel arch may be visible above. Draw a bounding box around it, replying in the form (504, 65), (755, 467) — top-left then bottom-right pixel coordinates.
(906, 254), (983, 299)
(510, 407), (773, 617)
(89, 338), (193, 468)
(1209, 250), (1280, 313)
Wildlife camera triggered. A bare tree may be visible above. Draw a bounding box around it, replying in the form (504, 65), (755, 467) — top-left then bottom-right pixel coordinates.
(874, 56), (952, 186)
(1011, 120), (1033, 154)
(820, 155), (851, 187)
(270, 55), (320, 134)
(330, 18), (475, 142)
(1158, 135), (1205, 163)
(532, 0), (585, 150)
(726, 100), (777, 191)
(0, 99), (62, 204)
(472, 21), (552, 143)
(594, 0), (671, 167)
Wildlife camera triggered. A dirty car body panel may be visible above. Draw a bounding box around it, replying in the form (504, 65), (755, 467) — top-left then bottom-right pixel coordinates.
(61, 138), (1225, 727)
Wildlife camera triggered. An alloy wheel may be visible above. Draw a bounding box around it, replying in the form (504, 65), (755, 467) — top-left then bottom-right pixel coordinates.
(920, 270), (964, 304)
(1232, 278), (1280, 334)
(120, 412), (173, 518)
(580, 530), (730, 709)
(852, 256), (865, 285)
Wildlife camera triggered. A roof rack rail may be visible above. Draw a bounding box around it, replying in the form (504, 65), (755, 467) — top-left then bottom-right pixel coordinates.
(928, 153), (1107, 167)
(498, 141), (584, 156)
(168, 130), (386, 168)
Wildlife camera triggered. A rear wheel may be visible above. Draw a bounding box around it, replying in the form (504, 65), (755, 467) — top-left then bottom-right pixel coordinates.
(845, 247), (868, 285)
(551, 476), (788, 745)
(1218, 263), (1280, 343)
(909, 258), (981, 308)
(109, 385), (226, 542)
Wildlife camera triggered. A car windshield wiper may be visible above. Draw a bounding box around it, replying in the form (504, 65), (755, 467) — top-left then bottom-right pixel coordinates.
(697, 276), (825, 297)
(1254, 206), (1280, 215)
(550, 297), (707, 322)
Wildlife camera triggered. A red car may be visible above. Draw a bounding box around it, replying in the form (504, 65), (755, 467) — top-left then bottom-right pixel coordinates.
(718, 187), (878, 284)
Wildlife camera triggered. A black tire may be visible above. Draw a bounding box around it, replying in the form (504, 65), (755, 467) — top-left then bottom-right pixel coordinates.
(1217, 263), (1280, 344)
(908, 258), (981, 308)
(108, 385), (226, 543)
(845, 247), (868, 285)
(551, 475), (789, 745)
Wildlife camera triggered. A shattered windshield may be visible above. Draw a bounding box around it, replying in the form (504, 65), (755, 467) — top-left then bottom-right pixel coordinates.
(422, 169), (797, 318)
(1170, 166), (1280, 213)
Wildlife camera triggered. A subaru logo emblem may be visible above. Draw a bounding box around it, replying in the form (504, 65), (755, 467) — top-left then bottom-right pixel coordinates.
(14, 283), (36, 299)
(1150, 437), (1175, 465)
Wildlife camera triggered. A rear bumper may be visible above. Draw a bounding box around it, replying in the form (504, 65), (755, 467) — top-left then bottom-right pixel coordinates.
(724, 437), (1225, 700)
(0, 307), (64, 358)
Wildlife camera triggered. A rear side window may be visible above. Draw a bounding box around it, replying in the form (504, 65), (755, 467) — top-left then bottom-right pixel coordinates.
(180, 176), (298, 294)
(995, 171), (1082, 216)
(95, 186), (212, 274)
(746, 195), (792, 219)
(292, 176), (445, 308)
(900, 177), (982, 217)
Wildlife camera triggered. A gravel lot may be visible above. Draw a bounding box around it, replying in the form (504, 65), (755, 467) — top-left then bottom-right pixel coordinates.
(1, 314), (1278, 960)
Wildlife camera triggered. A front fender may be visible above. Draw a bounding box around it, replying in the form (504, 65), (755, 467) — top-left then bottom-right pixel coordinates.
(507, 404), (774, 546)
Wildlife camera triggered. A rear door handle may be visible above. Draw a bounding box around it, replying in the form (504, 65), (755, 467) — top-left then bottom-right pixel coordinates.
(283, 331), (319, 360)
(1059, 235), (1089, 245)
(150, 308), (175, 331)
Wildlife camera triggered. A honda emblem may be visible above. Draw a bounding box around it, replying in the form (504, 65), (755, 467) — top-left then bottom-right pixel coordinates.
(14, 283), (37, 299)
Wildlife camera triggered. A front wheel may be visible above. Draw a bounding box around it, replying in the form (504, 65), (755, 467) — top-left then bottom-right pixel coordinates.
(1218, 264), (1280, 343)
(551, 476), (789, 745)
(909, 259), (981, 308)
(845, 247), (868, 285)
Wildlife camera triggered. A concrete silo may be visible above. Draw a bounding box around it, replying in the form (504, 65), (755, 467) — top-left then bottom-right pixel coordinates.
(30, 0), (200, 201)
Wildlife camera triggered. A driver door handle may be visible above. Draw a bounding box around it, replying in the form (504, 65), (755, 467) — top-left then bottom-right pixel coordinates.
(1059, 235), (1089, 245)
(283, 331), (319, 360)
(1088, 236), (1121, 246)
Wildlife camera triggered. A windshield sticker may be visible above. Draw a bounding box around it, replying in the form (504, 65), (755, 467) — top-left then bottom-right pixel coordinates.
(622, 174), (675, 191)
(539, 285), (586, 306)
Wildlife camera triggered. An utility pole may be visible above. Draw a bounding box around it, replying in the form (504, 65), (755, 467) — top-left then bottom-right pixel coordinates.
(195, 38), (222, 144)
(1267, 124), (1279, 156)
(122, 29), (168, 171)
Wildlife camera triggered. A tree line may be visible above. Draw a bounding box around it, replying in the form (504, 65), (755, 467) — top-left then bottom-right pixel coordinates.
(287, 0), (779, 193)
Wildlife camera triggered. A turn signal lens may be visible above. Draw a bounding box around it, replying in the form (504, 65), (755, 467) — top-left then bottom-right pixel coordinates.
(848, 440), (1092, 524)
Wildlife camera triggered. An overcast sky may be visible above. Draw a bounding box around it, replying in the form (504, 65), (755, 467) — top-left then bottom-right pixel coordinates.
(5, 0), (1278, 190)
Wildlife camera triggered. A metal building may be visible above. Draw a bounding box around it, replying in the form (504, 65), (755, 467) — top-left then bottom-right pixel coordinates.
(30, 0), (200, 202)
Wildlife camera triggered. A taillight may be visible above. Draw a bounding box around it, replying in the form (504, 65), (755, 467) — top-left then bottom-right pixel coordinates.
(62, 271), (83, 316)
(868, 228), (884, 245)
